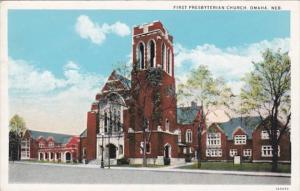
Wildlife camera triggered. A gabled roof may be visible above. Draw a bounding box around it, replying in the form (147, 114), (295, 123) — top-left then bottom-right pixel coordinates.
(28, 130), (73, 144)
(177, 106), (201, 125)
(80, 129), (87, 138)
(217, 116), (262, 140)
(115, 72), (131, 89)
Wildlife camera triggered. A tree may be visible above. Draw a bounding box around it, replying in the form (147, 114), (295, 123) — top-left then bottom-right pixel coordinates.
(177, 65), (234, 167)
(240, 49), (291, 172)
(9, 114), (27, 161)
(178, 65), (234, 117)
(129, 63), (164, 167)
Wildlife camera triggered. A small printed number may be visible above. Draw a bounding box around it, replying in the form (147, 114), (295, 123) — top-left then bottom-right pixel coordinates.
(276, 187), (289, 191)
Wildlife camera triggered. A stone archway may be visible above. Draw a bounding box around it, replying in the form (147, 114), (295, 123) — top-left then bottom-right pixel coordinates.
(164, 144), (171, 165)
(164, 144), (171, 158)
(106, 144), (117, 159)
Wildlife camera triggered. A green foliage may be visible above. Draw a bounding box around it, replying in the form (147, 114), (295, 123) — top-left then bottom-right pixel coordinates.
(240, 49), (291, 117)
(177, 65), (234, 117)
(113, 61), (132, 79)
(180, 162), (290, 173)
(117, 157), (130, 165)
(240, 49), (291, 172)
(152, 91), (162, 125)
(9, 114), (26, 137)
(145, 67), (163, 87)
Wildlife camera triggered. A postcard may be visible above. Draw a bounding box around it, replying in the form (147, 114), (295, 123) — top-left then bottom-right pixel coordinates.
(0, 1), (299, 191)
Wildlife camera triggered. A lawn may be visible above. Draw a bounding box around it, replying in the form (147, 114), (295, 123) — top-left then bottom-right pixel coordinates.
(178, 162), (291, 173)
(118, 164), (165, 168)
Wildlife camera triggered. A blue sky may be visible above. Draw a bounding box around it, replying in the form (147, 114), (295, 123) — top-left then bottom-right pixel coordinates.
(8, 10), (290, 134)
(9, 10), (289, 78)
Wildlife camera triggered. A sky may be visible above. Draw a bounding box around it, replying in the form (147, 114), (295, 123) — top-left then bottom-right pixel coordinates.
(8, 10), (290, 135)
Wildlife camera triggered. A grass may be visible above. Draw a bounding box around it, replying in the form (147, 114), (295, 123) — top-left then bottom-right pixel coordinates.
(117, 164), (165, 168)
(179, 162), (291, 173)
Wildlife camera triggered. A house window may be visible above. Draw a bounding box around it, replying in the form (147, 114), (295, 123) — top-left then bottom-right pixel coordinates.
(39, 143), (44, 148)
(234, 135), (247, 145)
(119, 145), (123, 155)
(261, 130), (269, 140)
(261, 130), (280, 140)
(21, 139), (30, 159)
(186, 130), (192, 143)
(165, 119), (169, 131)
(183, 147), (187, 154)
(48, 142), (54, 148)
(261, 145), (280, 157)
(207, 133), (221, 147)
(243, 149), (252, 157)
(177, 130), (181, 143)
(206, 149), (222, 157)
(229, 149), (238, 157)
(140, 142), (151, 154)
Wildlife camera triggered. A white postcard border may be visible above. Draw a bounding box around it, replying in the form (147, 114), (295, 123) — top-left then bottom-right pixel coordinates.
(0, 1), (299, 191)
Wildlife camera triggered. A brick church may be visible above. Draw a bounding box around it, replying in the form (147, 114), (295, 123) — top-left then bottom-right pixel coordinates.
(79, 21), (290, 166)
(80, 21), (204, 165)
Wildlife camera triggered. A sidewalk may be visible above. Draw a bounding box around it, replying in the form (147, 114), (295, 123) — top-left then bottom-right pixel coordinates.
(12, 161), (291, 178)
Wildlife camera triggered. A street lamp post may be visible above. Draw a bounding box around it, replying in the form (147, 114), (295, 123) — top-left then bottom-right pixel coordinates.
(101, 133), (104, 168)
(197, 124), (202, 168)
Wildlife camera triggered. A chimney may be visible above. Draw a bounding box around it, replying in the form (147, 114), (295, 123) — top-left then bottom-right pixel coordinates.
(191, 101), (197, 108)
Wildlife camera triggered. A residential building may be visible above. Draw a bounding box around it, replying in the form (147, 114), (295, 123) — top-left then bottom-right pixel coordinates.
(21, 130), (80, 163)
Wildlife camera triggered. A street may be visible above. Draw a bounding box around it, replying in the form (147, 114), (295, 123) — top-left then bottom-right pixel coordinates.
(9, 162), (290, 184)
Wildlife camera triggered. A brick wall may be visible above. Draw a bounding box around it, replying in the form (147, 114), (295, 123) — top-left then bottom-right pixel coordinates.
(86, 111), (97, 161)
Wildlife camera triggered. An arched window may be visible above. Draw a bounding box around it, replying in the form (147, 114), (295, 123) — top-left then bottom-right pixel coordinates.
(167, 49), (171, 74)
(149, 40), (155, 68)
(186, 129), (192, 143)
(169, 50), (172, 76)
(165, 119), (170, 131)
(161, 43), (166, 70)
(137, 43), (145, 69)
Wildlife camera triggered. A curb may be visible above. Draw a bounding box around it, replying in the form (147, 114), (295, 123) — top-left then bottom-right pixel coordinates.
(11, 161), (291, 178)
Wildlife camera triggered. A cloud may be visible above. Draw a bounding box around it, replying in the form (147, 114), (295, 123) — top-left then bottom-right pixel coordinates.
(9, 58), (104, 134)
(174, 38), (290, 95)
(75, 15), (130, 45)
(8, 58), (67, 93)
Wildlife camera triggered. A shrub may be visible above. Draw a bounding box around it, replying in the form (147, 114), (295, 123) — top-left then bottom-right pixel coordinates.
(117, 157), (129, 165)
(164, 157), (170, 165)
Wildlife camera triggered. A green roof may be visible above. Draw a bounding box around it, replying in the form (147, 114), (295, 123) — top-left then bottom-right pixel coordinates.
(217, 116), (262, 140)
(28, 130), (73, 144)
(177, 106), (200, 125)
